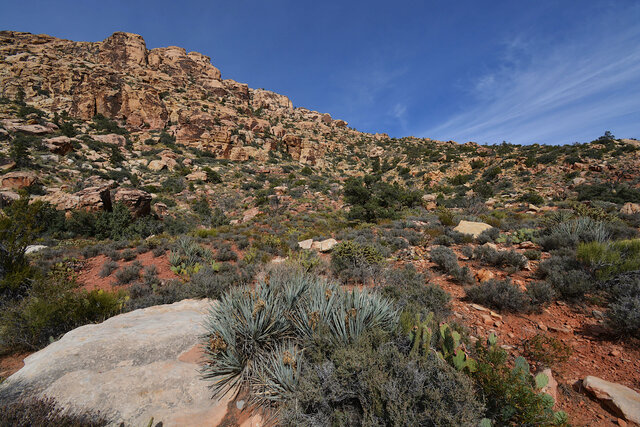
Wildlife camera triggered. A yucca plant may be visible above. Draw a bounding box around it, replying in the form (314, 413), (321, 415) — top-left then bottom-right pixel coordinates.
(201, 267), (397, 410)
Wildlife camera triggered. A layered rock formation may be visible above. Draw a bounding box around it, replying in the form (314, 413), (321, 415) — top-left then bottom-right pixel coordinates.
(0, 30), (353, 165)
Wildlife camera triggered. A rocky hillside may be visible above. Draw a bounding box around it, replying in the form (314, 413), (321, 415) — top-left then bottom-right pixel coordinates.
(0, 30), (352, 165)
(2, 31), (640, 427)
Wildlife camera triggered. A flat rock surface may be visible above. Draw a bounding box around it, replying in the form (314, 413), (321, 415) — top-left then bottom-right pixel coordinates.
(0, 299), (252, 426)
(583, 375), (640, 424)
(453, 220), (493, 238)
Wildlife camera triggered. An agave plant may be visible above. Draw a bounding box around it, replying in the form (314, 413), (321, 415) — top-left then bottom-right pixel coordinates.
(201, 267), (398, 408)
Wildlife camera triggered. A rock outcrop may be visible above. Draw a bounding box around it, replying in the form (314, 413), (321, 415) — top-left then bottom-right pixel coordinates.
(0, 299), (259, 427)
(0, 30), (350, 165)
(0, 171), (37, 189)
(113, 187), (152, 217)
(583, 376), (640, 424)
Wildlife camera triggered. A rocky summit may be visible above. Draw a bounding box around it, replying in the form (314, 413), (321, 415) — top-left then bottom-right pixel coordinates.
(1, 30), (640, 427)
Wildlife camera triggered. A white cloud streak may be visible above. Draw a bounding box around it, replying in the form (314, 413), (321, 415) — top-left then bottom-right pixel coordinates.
(422, 13), (640, 145)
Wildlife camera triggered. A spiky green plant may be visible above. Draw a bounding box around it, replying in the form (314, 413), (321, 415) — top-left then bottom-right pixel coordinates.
(201, 268), (397, 408)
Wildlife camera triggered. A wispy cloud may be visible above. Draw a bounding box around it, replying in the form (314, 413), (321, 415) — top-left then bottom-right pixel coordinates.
(423, 10), (640, 145)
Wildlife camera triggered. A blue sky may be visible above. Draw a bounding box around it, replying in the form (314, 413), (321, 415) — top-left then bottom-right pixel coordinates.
(1, 0), (639, 144)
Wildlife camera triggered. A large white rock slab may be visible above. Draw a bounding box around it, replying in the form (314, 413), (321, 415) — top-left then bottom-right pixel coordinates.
(0, 299), (251, 426)
(453, 220), (493, 238)
(583, 376), (640, 424)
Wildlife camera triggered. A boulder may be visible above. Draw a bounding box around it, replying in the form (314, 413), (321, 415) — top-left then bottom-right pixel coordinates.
(113, 188), (152, 217)
(242, 207), (260, 223)
(43, 135), (74, 155)
(0, 300), (256, 427)
(312, 238), (338, 252)
(0, 160), (16, 172)
(154, 202), (169, 217)
(583, 376), (640, 424)
(475, 268), (495, 283)
(453, 220), (493, 238)
(572, 177), (586, 186)
(93, 134), (127, 146)
(621, 203), (640, 215)
(76, 186), (112, 212)
(148, 159), (167, 171)
(186, 171), (207, 181)
(0, 171), (37, 189)
(422, 194), (437, 202)
(540, 368), (558, 405)
(298, 239), (313, 250)
(25, 244), (48, 254)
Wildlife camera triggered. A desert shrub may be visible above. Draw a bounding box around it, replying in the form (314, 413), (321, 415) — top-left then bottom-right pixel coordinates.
(473, 245), (528, 271)
(121, 249), (136, 261)
(577, 239), (640, 280)
(98, 260), (118, 278)
(476, 227), (500, 244)
(436, 206), (456, 226)
(466, 279), (530, 313)
(0, 269), (125, 352)
(214, 243), (237, 262)
(280, 329), (483, 426)
(81, 245), (101, 259)
(430, 246), (473, 284)
(520, 192), (544, 205)
(602, 272), (640, 337)
(524, 249), (542, 260)
(473, 335), (567, 426)
(185, 264), (254, 299)
(0, 397), (108, 427)
(576, 183), (640, 204)
(538, 217), (611, 250)
(381, 264), (451, 321)
(91, 113), (127, 135)
(343, 175), (421, 222)
(331, 241), (384, 283)
(538, 254), (592, 300)
(201, 269), (397, 408)
(0, 196), (44, 301)
(169, 237), (212, 275)
(523, 334), (572, 368)
(114, 261), (142, 285)
(526, 281), (556, 310)
(152, 246), (166, 257)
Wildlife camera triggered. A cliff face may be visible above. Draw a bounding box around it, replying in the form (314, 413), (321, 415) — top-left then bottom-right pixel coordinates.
(0, 31), (351, 164)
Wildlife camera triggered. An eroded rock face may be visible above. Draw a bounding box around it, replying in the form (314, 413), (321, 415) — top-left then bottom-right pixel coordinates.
(0, 30), (348, 165)
(0, 299), (248, 427)
(0, 171), (37, 189)
(113, 187), (152, 217)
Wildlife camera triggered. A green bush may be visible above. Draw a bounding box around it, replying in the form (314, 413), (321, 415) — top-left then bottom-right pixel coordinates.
(473, 335), (567, 426)
(474, 245), (528, 271)
(0, 269), (125, 353)
(466, 279), (530, 313)
(576, 183), (640, 204)
(280, 329), (483, 426)
(538, 253), (592, 300)
(381, 264), (451, 321)
(331, 241), (384, 283)
(91, 114), (128, 135)
(577, 239), (640, 280)
(602, 272), (640, 337)
(344, 175), (421, 222)
(430, 246), (473, 284)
